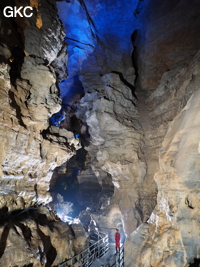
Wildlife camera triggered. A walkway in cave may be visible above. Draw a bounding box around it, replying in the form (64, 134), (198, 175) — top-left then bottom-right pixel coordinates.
(58, 232), (124, 267)
(91, 243), (124, 267)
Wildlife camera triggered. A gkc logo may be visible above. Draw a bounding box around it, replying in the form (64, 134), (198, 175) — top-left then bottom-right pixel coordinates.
(3, 6), (33, 18)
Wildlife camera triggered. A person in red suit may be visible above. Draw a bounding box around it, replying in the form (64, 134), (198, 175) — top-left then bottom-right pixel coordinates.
(115, 229), (120, 253)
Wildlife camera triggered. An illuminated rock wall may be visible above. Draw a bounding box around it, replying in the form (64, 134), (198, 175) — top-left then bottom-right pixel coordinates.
(125, 50), (200, 267)
(52, 0), (156, 240)
(0, 0), (79, 210)
(1, 0), (200, 266)
(56, 1), (200, 266)
(0, 1), (84, 266)
(124, 0), (200, 265)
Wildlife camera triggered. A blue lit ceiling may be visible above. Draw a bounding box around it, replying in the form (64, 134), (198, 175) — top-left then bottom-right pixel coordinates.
(51, 0), (143, 126)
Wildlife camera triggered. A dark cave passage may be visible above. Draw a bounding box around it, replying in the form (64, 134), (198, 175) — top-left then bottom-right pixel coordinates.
(50, 148), (88, 218)
(189, 259), (200, 267)
(50, 147), (114, 220)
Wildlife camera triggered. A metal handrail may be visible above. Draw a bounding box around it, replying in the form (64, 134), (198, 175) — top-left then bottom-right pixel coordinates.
(116, 244), (124, 267)
(58, 232), (109, 267)
(103, 244), (124, 267)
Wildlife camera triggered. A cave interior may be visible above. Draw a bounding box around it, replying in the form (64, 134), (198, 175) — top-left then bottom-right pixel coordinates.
(0, 0), (200, 266)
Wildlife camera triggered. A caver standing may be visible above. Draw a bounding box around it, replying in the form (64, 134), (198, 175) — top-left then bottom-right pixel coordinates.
(115, 228), (120, 253)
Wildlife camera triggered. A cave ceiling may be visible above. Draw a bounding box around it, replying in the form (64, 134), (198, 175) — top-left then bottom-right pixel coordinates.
(55, 0), (139, 113)
(56, 0), (200, 98)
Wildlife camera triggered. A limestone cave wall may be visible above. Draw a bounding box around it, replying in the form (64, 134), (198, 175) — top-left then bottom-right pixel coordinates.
(125, 0), (200, 266)
(0, 0), (200, 266)
(0, 0), (86, 266)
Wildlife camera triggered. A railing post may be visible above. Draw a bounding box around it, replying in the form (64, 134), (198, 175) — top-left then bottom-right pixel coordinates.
(123, 245), (125, 267)
(98, 239), (100, 259)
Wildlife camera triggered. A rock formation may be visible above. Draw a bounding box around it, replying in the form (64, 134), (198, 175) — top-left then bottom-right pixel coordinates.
(74, 72), (157, 236)
(0, 206), (88, 267)
(1, 0), (200, 266)
(126, 49), (200, 267)
(56, 0), (200, 265)
(0, 0), (86, 266)
(124, 1), (200, 265)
